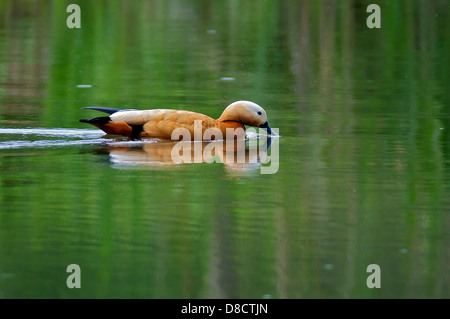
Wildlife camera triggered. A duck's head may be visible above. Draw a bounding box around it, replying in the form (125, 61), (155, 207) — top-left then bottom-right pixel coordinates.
(218, 101), (273, 134)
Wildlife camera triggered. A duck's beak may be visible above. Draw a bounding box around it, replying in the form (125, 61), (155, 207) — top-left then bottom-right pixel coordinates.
(259, 121), (273, 135)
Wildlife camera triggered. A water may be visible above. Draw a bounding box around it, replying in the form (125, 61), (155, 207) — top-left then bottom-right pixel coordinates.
(0, 0), (449, 298)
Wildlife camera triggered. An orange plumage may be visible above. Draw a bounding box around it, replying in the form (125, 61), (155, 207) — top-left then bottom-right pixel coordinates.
(79, 101), (273, 140)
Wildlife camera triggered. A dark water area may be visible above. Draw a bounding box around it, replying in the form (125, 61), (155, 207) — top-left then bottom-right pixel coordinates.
(0, 0), (449, 298)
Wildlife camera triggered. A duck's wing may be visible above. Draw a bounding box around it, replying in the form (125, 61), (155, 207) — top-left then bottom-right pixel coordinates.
(111, 109), (218, 139)
(110, 109), (215, 126)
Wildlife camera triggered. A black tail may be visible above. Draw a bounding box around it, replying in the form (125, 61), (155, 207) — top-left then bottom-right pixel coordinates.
(79, 116), (111, 124)
(82, 107), (138, 115)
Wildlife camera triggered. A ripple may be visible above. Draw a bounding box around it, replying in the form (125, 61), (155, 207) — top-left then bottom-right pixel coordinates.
(0, 128), (279, 150)
(0, 128), (104, 138)
(0, 128), (106, 149)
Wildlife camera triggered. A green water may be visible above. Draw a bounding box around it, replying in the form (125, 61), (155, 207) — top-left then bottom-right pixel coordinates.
(0, 0), (449, 298)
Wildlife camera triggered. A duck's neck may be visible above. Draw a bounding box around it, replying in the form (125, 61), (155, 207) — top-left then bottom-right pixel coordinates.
(217, 108), (246, 137)
(217, 107), (241, 123)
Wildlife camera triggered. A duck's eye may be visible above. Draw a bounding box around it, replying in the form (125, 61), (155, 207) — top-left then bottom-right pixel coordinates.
(257, 111), (262, 116)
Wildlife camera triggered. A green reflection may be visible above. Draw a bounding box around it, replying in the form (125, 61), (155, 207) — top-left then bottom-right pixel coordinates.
(0, 0), (449, 298)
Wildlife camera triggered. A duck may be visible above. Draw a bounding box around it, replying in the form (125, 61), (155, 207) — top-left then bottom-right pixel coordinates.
(79, 100), (273, 140)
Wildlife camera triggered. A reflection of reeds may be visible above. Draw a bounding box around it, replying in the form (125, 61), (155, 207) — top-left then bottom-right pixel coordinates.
(281, 0), (450, 298)
(0, 1), (50, 123)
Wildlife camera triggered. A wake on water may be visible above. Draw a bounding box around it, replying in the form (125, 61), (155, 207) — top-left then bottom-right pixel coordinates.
(0, 128), (270, 150)
(0, 128), (106, 149)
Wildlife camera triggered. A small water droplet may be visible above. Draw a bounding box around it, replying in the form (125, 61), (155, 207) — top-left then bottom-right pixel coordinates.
(220, 77), (235, 81)
(207, 29), (216, 34)
(76, 84), (92, 88)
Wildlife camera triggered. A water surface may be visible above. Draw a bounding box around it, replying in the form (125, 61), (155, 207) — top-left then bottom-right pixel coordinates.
(0, 0), (449, 298)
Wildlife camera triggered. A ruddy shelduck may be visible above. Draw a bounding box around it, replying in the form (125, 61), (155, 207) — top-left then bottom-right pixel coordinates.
(79, 100), (273, 140)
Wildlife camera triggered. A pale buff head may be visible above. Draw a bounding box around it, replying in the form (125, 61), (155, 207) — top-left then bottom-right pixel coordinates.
(218, 101), (272, 134)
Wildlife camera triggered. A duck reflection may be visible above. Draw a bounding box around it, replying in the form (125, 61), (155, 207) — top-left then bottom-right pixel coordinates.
(99, 136), (274, 175)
